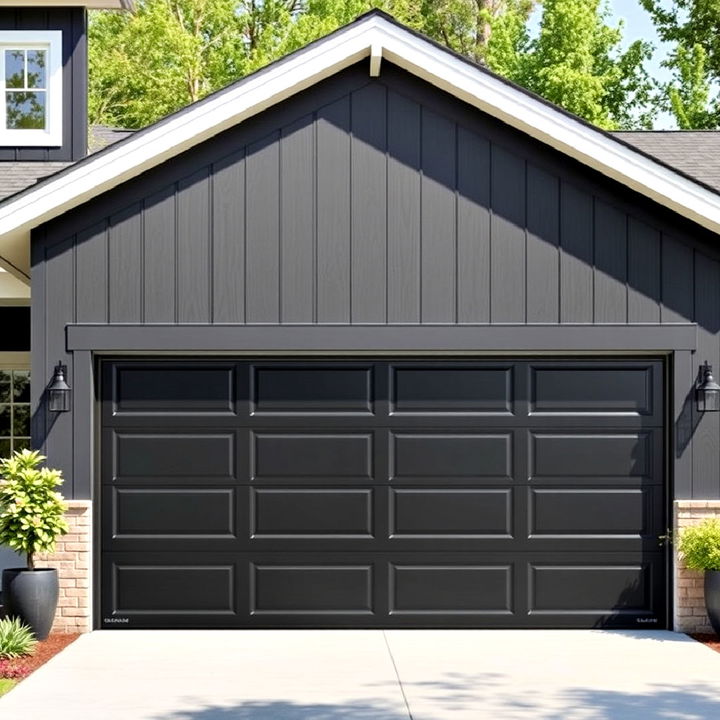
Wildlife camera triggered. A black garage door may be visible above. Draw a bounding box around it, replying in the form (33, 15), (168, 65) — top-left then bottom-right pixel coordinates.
(100, 358), (667, 629)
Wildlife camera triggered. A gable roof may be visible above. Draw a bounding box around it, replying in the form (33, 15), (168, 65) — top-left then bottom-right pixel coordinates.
(2, 10), (720, 283)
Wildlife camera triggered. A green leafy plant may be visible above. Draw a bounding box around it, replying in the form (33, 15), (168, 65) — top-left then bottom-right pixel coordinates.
(678, 519), (720, 571)
(0, 617), (37, 660)
(0, 450), (69, 570)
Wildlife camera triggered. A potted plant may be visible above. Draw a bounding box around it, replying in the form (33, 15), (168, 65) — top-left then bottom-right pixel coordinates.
(0, 450), (69, 640)
(678, 518), (720, 635)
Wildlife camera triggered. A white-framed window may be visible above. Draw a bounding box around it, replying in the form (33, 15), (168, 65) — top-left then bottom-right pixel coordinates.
(0, 353), (30, 458)
(0, 31), (62, 147)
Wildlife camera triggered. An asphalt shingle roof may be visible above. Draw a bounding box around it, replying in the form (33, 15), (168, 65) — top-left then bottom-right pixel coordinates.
(612, 131), (720, 194)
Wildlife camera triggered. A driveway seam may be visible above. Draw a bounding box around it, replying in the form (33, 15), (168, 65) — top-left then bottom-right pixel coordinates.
(382, 630), (414, 720)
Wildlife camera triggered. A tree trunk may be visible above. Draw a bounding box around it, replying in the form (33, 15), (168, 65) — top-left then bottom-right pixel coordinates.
(27, 552), (34, 570)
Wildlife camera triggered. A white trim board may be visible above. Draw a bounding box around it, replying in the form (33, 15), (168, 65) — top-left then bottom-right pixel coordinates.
(1, 11), (719, 283)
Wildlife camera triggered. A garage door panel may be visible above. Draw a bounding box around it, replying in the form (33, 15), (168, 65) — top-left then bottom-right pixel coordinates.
(528, 558), (660, 619)
(529, 488), (652, 538)
(390, 432), (512, 482)
(111, 431), (237, 484)
(389, 564), (513, 615)
(390, 489), (512, 538)
(530, 431), (657, 483)
(107, 362), (238, 417)
(529, 363), (658, 419)
(251, 564), (374, 615)
(251, 365), (374, 414)
(251, 432), (373, 482)
(391, 365), (513, 414)
(250, 488), (374, 538)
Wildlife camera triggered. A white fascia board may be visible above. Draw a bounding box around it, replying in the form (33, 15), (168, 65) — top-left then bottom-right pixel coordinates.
(1, 13), (720, 284)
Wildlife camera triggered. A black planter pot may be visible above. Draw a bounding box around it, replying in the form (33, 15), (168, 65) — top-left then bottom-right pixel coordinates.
(1, 568), (59, 640)
(706, 570), (720, 636)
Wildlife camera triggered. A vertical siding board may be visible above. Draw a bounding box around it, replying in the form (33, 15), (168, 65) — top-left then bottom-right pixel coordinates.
(526, 164), (559, 323)
(281, 116), (315, 323)
(594, 200), (628, 323)
(692, 252), (720, 498)
(44, 237), (75, 492)
(351, 84), (387, 323)
(457, 127), (490, 323)
(246, 133), (280, 323)
(490, 145), (526, 323)
(75, 221), (108, 323)
(674, 349), (694, 499)
(421, 108), (456, 323)
(627, 218), (661, 323)
(559, 183), (593, 323)
(317, 97), (351, 323)
(661, 234), (694, 324)
(108, 204), (143, 323)
(387, 90), (421, 323)
(143, 186), (177, 323)
(30, 232), (47, 457)
(212, 150), (245, 323)
(177, 169), (211, 323)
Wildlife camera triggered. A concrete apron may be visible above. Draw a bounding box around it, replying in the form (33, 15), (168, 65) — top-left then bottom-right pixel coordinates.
(2, 630), (720, 719)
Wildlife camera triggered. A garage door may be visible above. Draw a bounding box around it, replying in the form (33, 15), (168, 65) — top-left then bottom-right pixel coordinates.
(100, 358), (667, 629)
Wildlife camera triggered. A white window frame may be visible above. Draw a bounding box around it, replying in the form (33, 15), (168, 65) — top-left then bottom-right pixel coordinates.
(0, 31), (62, 147)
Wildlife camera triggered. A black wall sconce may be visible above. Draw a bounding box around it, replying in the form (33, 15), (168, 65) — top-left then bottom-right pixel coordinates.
(696, 361), (720, 413)
(48, 362), (71, 413)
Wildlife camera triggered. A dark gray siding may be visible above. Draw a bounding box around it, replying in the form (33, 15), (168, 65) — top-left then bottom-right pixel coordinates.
(31, 62), (720, 499)
(0, 7), (87, 161)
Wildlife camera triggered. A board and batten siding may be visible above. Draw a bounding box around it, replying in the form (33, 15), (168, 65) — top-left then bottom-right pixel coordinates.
(31, 62), (720, 499)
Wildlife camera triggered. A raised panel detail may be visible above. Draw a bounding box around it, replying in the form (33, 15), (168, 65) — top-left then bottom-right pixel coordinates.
(390, 565), (512, 613)
(530, 365), (653, 415)
(252, 489), (372, 537)
(392, 366), (512, 413)
(112, 565), (235, 614)
(392, 433), (511, 480)
(530, 489), (649, 536)
(391, 489), (511, 536)
(252, 433), (372, 480)
(251, 565), (373, 613)
(113, 489), (235, 538)
(531, 433), (650, 479)
(252, 366), (373, 413)
(529, 564), (652, 613)
(113, 364), (235, 414)
(114, 433), (235, 481)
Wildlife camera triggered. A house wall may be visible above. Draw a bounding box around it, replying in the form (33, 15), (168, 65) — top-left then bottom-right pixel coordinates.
(32, 63), (720, 507)
(0, 7), (87, 161)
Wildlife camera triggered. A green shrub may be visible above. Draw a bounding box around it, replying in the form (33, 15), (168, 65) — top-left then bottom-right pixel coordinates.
(0, 449), (69, 569)
(678, 519), (720, 571)
(0, 617), (37, 659)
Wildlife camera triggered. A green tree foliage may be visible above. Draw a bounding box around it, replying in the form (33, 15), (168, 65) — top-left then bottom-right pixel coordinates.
(0, 450), (69, 570)
(678, 519), (720, 571)
(89, 0), (654, 130)
(641, 0), (720, 128)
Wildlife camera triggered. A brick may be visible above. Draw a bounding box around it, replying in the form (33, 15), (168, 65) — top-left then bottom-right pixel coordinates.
(65, 588), (86, 598)
(75, 578), (89, 588)
(60, 607), (87, 617)
(58, 578), (76, 588)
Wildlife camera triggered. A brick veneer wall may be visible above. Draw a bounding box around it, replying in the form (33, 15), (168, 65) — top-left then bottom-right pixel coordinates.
(675, 500), (720, 634)
(36, 500), (92, 634)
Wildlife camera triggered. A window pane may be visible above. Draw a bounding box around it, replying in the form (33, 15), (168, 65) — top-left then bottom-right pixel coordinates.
(4, 49), (24, 89)
(0, 405), (10, 435)
(26, 50), (46, 89)
(14, 437), (30, 452)
(0, 438), (10, 459)
(13, 371), (29, 403)
(13, 405), (29, 437)
(6, 90), (45, 130)
(0, 371), (10, 403)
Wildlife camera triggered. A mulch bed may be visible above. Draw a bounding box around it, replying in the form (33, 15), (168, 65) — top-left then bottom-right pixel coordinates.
(1, 633), (79, 679)
(690, 633), (720, 654)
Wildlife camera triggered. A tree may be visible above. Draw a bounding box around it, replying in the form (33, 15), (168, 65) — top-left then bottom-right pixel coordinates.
(641, 0), (720, 128)
(89, 0), (654, 130)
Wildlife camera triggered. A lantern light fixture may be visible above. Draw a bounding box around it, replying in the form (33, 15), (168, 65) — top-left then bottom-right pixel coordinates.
(48, 362), (71, 413)
(696, 361), (720, 413)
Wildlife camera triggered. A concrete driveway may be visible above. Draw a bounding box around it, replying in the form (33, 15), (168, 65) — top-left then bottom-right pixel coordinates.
(2, 630), (720, 719)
